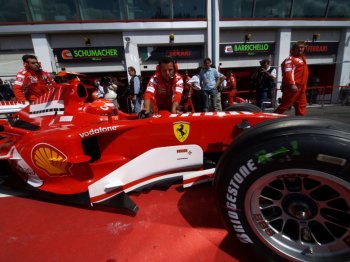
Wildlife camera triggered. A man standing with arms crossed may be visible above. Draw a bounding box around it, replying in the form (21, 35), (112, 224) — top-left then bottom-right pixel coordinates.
(13, 55), (55, 103)
(274, 41), (309, 115)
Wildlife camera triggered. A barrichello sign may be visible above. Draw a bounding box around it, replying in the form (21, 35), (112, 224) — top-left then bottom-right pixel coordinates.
(79, 126), (118, 138)
(220, 42), (275, 57)
(54, 47), (125, 62)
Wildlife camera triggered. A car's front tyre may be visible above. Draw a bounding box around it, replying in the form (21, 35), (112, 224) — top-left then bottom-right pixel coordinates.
(214, 117), (350, 261)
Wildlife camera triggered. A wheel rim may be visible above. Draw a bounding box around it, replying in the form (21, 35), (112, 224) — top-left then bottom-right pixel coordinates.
(245, 169), (350, 261)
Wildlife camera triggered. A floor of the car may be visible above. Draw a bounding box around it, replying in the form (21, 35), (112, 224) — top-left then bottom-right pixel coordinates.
(0, 183), (258, 262)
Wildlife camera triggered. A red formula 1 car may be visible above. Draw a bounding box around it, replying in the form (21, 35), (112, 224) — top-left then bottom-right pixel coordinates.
(0, 82), (349, 262)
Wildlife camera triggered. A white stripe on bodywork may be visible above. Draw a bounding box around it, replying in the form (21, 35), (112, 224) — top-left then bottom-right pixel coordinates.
(182, 168), (215, 187)
(59, 116), (73, 122)
(0, 146), (16, 160)
(88, 145), (203, 201)
(30, 100), (64, 112)
(29, 99), (64, 118)
(166, 111), (261, 118)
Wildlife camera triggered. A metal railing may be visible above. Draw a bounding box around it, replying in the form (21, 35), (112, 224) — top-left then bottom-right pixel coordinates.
(224, 85), (350, 109)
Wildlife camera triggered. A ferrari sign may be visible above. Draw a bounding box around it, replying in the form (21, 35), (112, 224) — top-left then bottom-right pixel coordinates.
(173, 122), (190, 143)
(139, 46), (204, 62)
(303, 42), (338, 55)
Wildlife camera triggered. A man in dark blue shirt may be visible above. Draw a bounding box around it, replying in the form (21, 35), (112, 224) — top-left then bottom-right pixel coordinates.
(128, 66), (142, 114)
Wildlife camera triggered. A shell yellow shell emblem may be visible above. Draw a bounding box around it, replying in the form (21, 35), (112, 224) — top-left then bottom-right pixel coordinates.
(32, 144), (70, 177)
(173, 122), (190, 143)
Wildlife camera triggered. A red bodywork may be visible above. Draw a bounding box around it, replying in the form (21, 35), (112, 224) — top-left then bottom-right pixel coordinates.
(0, 82), (283, 211)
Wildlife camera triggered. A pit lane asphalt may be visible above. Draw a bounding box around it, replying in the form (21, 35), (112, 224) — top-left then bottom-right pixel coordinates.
(267, 103), (350, 124)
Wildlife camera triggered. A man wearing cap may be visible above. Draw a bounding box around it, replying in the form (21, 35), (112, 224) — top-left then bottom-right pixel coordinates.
(250, 59), (276, 109)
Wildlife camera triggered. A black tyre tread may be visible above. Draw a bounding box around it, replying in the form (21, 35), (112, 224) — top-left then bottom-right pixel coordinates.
(215, 117), (350, 193)
(224, 103), (262, 112)
(224, 117), (349, 159)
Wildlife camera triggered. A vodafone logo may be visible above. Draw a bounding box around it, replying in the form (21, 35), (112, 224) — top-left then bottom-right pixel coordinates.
(79, 126), (117, 138)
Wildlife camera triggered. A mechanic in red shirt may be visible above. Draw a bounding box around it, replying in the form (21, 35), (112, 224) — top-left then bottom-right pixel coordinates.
(181, 71), (194, 113)
(13, 55), (56, 102)
(143, 56), (183, 115)
(274, 41), (309, 115)
(224, 71), (237, 107)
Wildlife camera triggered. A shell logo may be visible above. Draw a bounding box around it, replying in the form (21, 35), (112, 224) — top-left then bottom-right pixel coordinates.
(61, 49), (73, 59)
(31, 144), (70, 177)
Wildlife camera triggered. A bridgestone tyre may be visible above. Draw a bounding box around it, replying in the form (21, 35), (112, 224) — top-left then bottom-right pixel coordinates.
(224, 103), (262, 112)
(214, 117), (350, 262)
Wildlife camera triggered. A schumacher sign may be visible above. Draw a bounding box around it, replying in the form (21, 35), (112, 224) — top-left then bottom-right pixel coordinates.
(54, 47), (125, 62)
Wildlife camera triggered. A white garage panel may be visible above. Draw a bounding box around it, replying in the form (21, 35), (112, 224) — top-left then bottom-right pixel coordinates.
(0, 51), (34, 78)
(0, 35), (34, 78)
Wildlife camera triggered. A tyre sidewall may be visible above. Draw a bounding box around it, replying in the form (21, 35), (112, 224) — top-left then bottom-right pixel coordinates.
(215, 133), (350, 261)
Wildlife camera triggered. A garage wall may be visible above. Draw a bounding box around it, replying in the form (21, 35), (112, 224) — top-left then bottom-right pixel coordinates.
(0, 35), (34, 78)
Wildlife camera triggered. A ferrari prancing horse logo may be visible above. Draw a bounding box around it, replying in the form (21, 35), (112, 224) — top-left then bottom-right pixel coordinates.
(173, 122), (190, 143)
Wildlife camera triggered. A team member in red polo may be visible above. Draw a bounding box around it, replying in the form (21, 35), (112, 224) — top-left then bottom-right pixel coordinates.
(275, 41), (309, 115)
(13, 55), (55, 102)
(143, 56), (183, 114)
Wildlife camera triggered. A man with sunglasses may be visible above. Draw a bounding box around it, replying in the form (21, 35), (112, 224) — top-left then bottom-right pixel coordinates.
(13, 54), (55, 102)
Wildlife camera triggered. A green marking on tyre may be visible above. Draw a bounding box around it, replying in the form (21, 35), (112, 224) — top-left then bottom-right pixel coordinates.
(256, 141), (300, 164)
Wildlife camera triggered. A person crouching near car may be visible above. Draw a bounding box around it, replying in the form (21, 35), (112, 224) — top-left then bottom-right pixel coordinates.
(143, 56), (183, 115)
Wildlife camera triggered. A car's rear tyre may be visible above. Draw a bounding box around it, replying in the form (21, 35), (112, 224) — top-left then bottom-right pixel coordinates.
(214, 117), (350, 262)
(224, 103), (262, 112)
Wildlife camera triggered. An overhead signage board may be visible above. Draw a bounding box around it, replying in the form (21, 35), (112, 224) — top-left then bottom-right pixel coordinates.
(53, 46), (125, 62)
(299, 42), (338, 56)
(139, 46), (204, 62)
(220, 42), (275, 57)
